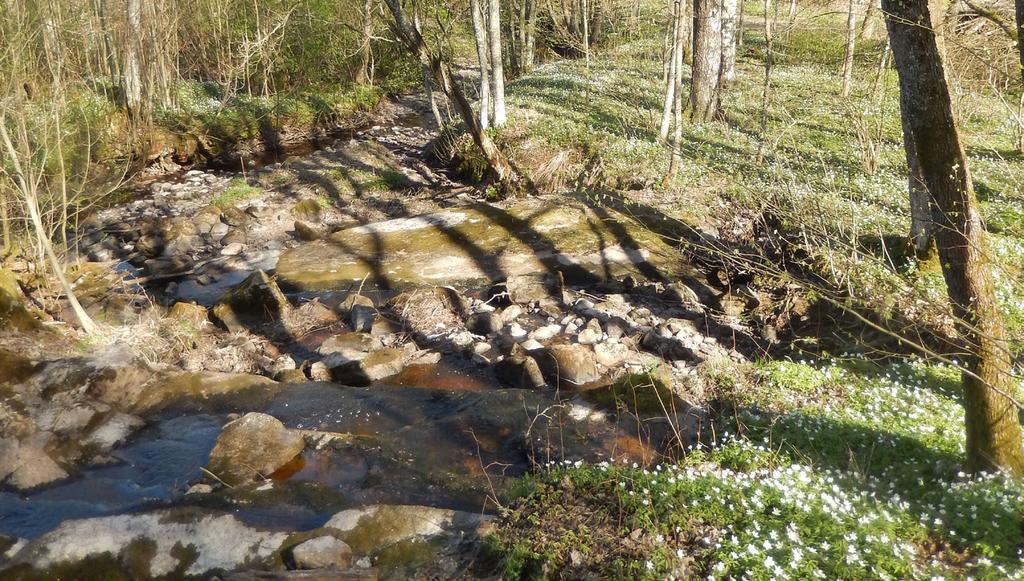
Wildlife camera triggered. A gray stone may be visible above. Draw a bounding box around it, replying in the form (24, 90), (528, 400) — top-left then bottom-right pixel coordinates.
(467, 312), (501, 336)
(494, 352), (546, 389)
(293, 221), (320, 241)
(577, 318), (603, 345)
(340, 294), (375, 333)
(220, 242), (245, 256)
(291, 535), (353, 570)
(0, 439), (68, 491)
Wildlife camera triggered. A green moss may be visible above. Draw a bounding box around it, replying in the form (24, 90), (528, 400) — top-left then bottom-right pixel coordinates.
(212, 178), (262, 207)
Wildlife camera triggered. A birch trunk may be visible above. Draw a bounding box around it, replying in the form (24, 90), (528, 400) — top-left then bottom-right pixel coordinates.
(721, 0), (738, 83)
(487, 0), (507, 126)
(660, 0), (682, 141)
(841, 0), (858, 97)
(471, 0), (492, 129)
(690, 0), (723, 121)
(124, 0), (144, 120)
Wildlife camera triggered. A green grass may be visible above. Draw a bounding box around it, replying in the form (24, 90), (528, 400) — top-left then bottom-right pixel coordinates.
(212, 177), (262, 206)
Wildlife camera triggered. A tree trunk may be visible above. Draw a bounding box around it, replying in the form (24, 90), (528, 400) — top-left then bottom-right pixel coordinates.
(660, 0), (682, 141)
(471, 0), (492, 129)
(788, 0), (797, 21)
(737, 0), (745, 47)
(582, 0), (591, 65)
(721, 0), (738, 83)
(524, 0), (537, 70)
(1016, 0), (1023, 81)
(756, 0), (774, 164)
(841, 0), (858, 97)
(124, 0), (144, 120)
(357, 0), (373, 84)
(487, 0), (508, 126)
(884, 0), (1024, 475)
(905, 0), (945, 262)
(382, 0), (526, 193)
(690, 0), (723, 121)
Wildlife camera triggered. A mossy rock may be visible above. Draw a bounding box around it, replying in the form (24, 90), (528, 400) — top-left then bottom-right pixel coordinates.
(582, 366), (677, 416)
(0, 269), (40, 331)
(276, 198), (683, 291)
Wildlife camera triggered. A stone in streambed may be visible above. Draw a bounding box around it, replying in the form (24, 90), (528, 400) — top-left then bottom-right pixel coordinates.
(290, 535), (353, 570)
(211, 270), (291, 333)
(327, 348), (407, 386)
(532, 344), (600, 387)
(206, 412), (305, 486)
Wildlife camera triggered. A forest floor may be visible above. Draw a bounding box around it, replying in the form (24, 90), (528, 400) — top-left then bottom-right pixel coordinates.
(1, 5), (1024, 581)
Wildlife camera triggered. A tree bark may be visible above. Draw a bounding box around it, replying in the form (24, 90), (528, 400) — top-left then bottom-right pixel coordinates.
(721, 0), (738, 83)
(884, 0), (1024, 475)
(690, 0), (723, 121)
(904, 0), (945, 262)
(471, 0), (492, 129)
(841, 0), (857, 97)
(356, 0), (374, 84)
(660, 0), (682, 141)
(124, 0), (144, 120)
(487, 0), (508, 126)
(1016, 0), (1024, 82)
(524, 0), (537, 71)
(382, 0), (526, 193)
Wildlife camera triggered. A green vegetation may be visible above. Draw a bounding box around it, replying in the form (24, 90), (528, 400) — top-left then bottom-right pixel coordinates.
(495, 359), (1024, 579)
(212, 178), (262, 207)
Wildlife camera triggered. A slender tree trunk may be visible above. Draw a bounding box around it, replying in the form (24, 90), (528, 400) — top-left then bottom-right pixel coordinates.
(860, 0), (879, 39)
(582, 0), (591, 65)
(357, 0), (373, 84)
(756, 0), (774, 164)
(667, 36), (685, 180)
(841, 0), (858, 97)
(690, 0), (723, 121)
(788, 0), (796, 20)
(0, 117), (99, 336)
(738, 0), (745, 47)
(1016, 0), (1023, 82)
(524, 0), (537, 70)
(884, 0), (1024, 475)
(422, 65), (443, 126)
(382, 0), (526, 193)
(471, 0), (492, 129)
(721, 0), (738, 83)
(660, 0), (682, 141)
(488, 0), (508, 126)
(124, 0), (144, 120)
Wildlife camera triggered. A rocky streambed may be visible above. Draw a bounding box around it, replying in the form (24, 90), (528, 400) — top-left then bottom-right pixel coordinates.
(0, 95), (796, 579)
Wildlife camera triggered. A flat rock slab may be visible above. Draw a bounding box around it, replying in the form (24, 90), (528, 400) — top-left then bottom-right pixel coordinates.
(276, 199), (679, 291)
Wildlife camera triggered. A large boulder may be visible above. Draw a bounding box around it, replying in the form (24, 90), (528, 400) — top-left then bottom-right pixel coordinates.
(206, 412), (305, 486)
(0, 437), (68, 491)
(276, 199), (680, 291)
(290, 535), (353, 570)
(5, 509), (288, 577)
(324, 504), (490, 555)
(0, 268), (39, 331)
(532, 344), (601, 387)
(212, 270), (291, 333)
(327, 348), (408, 386)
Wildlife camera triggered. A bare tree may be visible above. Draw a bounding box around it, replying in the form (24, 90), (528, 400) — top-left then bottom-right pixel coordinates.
(660, 0), (684, 141)
(756, 0), (775, 164)
(884, 0), (1024, 474)
(1017, 0), (1023, 81)
(690, 0), (723, 121)
(382, 0), (526, 192)
(488, 0), (508, 126)
(124, 0), (144, 119)
(721, 0), (738, 83)
(841, 0), (858, 97)
(0, 112), (99, 336)
(472, 0), (492, 129)
(356, 0), (374, 84)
